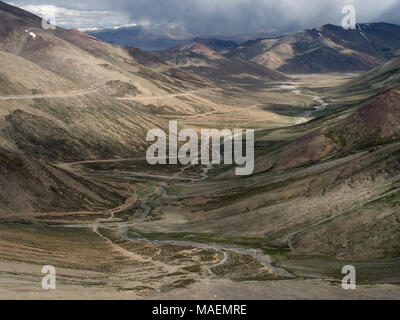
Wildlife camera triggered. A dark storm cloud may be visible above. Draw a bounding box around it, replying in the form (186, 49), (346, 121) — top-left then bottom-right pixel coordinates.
(8, 0), (400, 35)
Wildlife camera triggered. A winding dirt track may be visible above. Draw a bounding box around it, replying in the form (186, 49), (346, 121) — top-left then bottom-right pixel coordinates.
(116, 88), (217, 102)
(0, 87), (219, 103)
(36, 189), (138, 221)
(0, 88), (98, 100)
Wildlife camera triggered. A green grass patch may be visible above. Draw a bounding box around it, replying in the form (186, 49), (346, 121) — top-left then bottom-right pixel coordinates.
(128, 228), (289, 255)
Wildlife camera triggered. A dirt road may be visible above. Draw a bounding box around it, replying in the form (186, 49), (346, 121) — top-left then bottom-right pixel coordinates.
(0, 88), (98, 101)
(116, 88), (218, 102)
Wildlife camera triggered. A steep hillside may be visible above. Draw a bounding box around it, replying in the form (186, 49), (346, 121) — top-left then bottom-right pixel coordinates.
(0, 1), (209, 91)
(0, 148), (124, 218)
(343, 56), (400, 94)
(0, 1), (221, 163)
(0, 49), (78, 95)
(255, 86), (400, 171)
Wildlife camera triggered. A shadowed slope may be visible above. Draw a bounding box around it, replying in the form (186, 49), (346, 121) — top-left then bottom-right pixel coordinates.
(0, 148), (124, 217)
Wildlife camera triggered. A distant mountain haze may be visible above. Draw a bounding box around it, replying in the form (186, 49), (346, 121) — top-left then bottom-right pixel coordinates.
(85, 25), (191, 51)
(87, 21), (400, 74)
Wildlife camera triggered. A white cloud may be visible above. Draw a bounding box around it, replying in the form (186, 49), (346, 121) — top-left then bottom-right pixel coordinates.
(7, 0), (400, 35)
(16, 4), (133, 29)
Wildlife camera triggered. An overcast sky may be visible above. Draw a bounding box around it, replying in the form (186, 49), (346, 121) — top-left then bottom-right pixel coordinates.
(7, 0), (400, 35)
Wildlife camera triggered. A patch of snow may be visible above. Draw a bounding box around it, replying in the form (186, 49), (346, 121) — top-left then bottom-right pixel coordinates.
(318, 33), (323, 37)
(359, 31), (369, 41)
(29, 32), (36, 39)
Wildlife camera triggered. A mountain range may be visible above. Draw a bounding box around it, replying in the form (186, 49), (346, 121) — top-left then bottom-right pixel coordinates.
(85, 24), (191, 51)
(227, 23), (400, 73)
(85, 25), (284, 51)
(154, 39), (286, 83)
(1, 0), (400, 298)
(151, 23), (400, 75)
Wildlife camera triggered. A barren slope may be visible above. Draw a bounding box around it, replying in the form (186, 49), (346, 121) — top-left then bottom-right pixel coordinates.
(0, 148), (124, 218)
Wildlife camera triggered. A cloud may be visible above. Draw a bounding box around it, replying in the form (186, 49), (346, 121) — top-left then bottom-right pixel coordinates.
(7, 0), (400, 35)
(9, 3), (131, 29)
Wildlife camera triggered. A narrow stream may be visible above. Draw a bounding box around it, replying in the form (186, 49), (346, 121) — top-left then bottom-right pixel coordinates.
(278, 82), (328, 124)
(120, 227), (293, 278)
(140, 164), (211, 220)
(133, 132), (294, 278)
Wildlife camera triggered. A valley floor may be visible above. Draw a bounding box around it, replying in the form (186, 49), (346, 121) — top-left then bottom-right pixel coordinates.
(1, 74), (400, 299)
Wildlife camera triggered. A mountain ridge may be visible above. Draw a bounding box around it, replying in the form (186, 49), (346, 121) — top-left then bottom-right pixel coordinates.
(227, 22), (400, 73)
